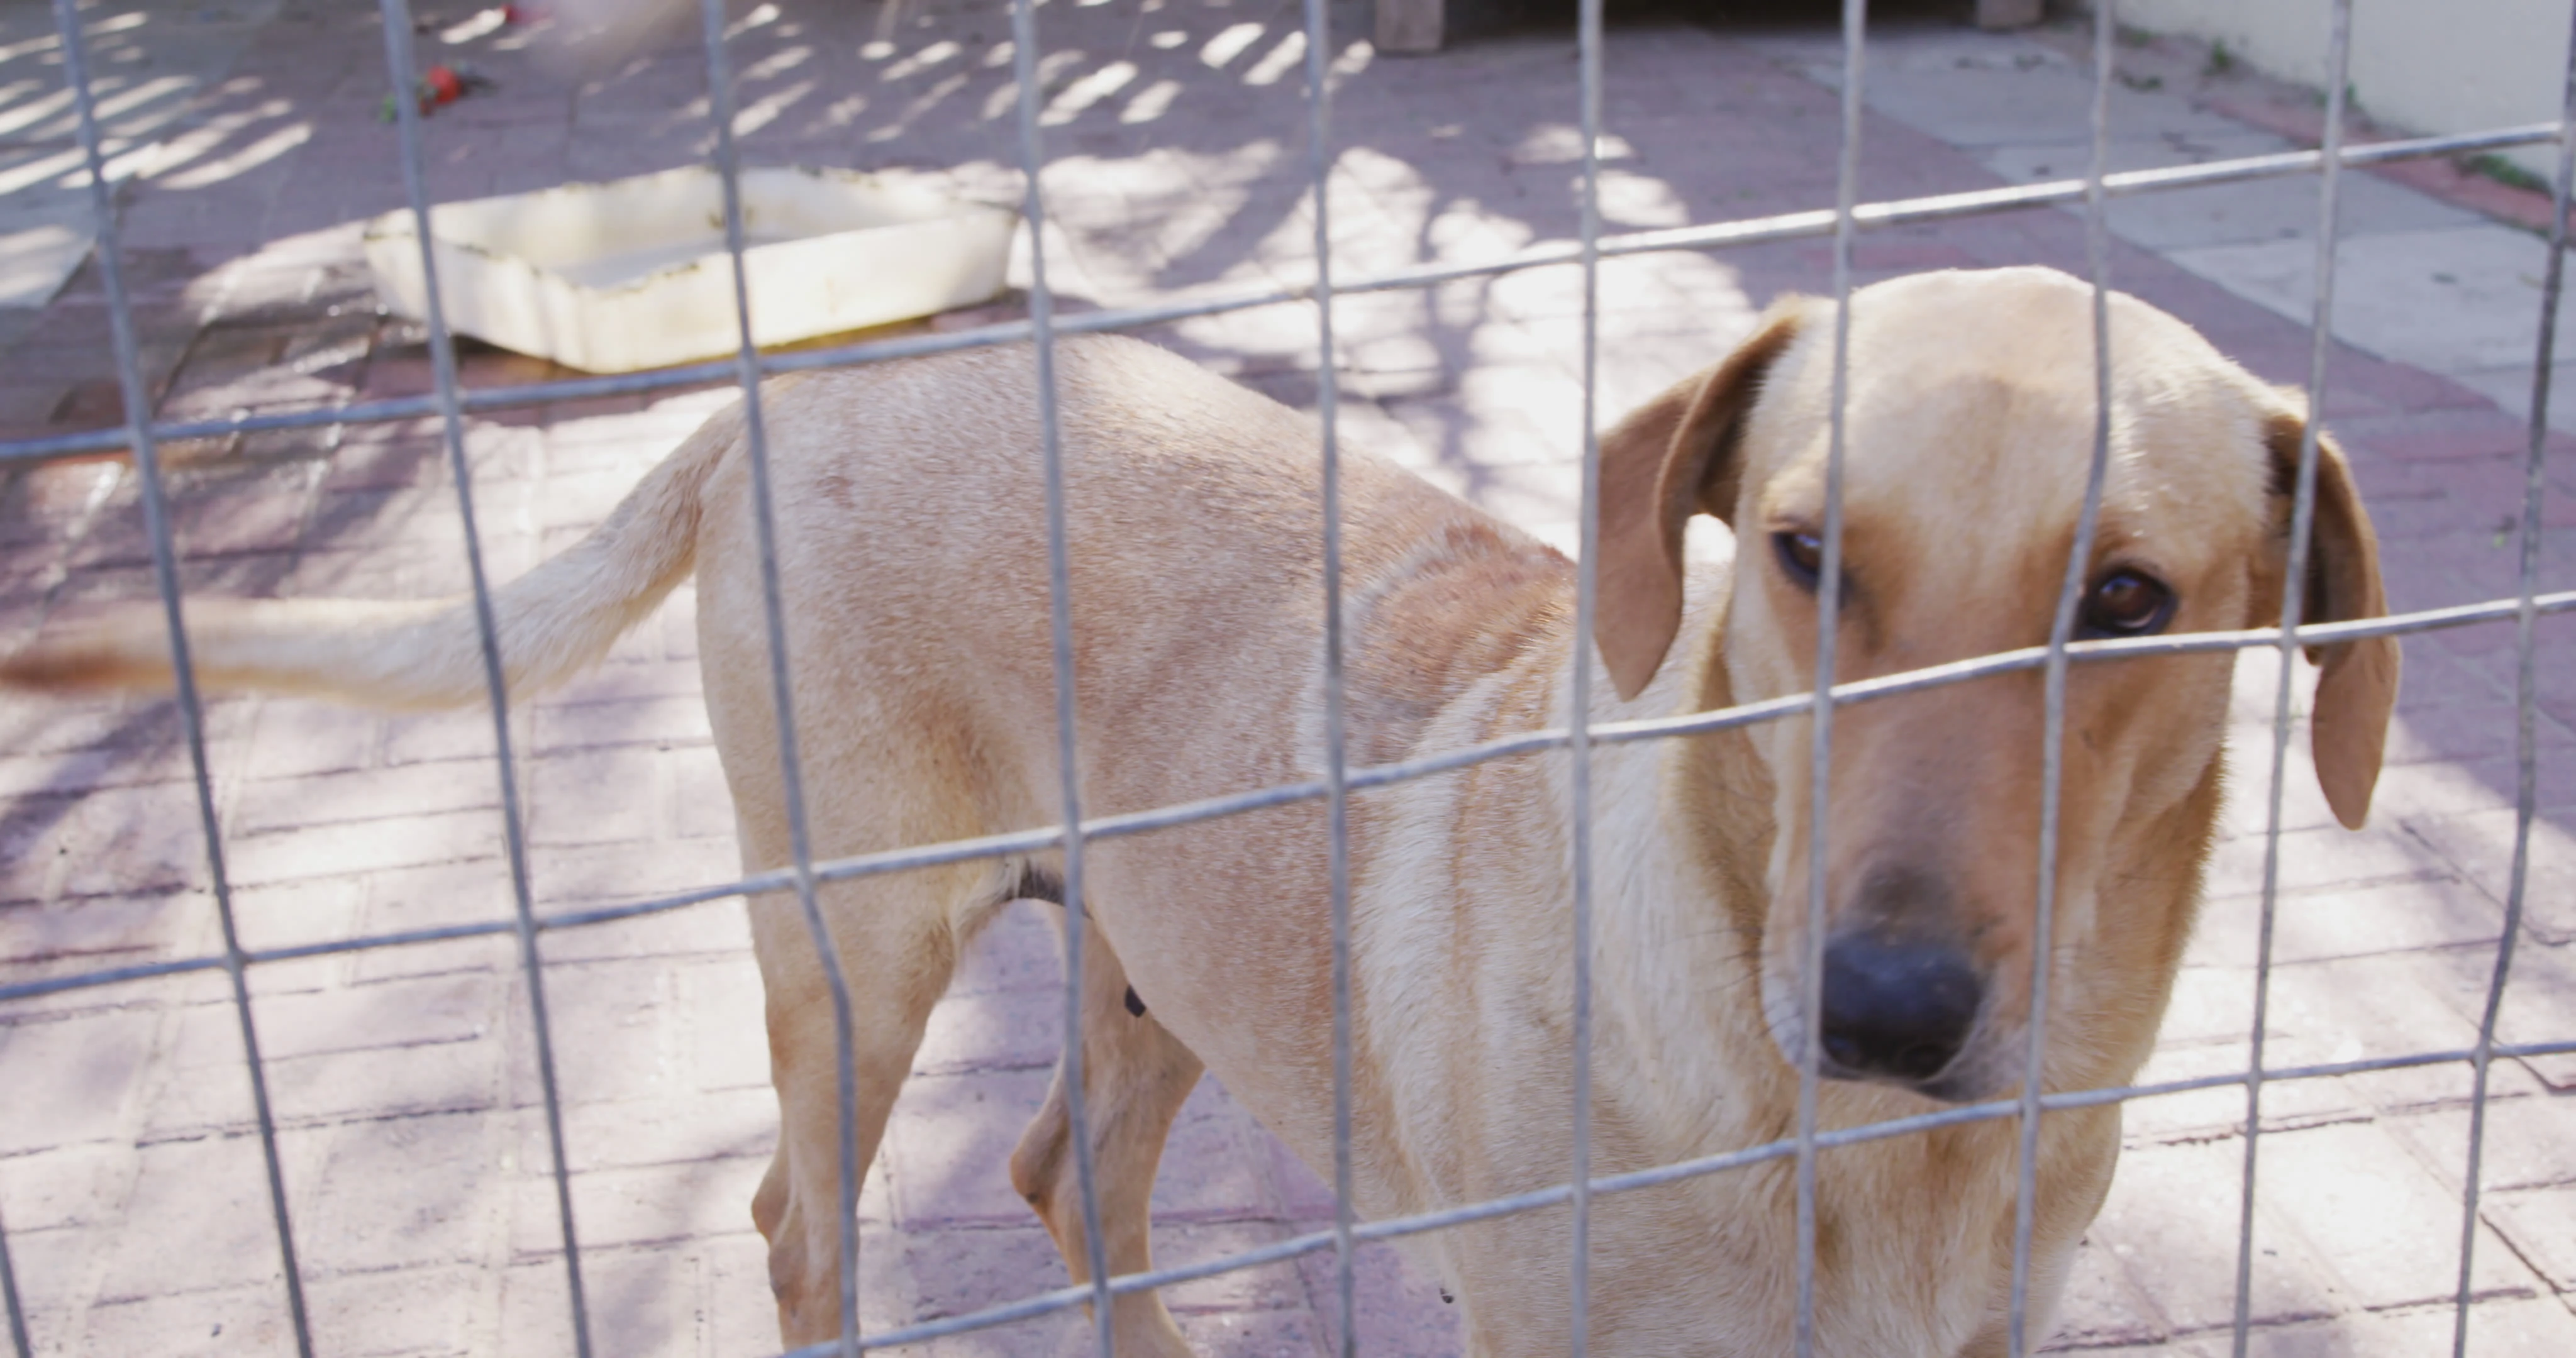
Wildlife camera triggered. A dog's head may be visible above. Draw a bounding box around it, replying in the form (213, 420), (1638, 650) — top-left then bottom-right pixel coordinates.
(1596, 267), (2397, 1103)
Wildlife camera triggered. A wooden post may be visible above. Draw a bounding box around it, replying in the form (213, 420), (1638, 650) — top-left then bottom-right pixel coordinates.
(1376, 0), (1444, 54)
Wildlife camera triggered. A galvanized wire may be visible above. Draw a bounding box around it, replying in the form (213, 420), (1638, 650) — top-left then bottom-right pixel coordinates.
(1005, 0), (1117, 1349)
(1796, 3), (1870, 1354)
(0, 587), (2567, 1352)
(2006, 5), (2121, 1354)
(756, 1030), (2576, 1358)
(2452, 14), (2576, 1355)
(0, 14), (2570, 1356)
(2233, 4), (2355, 1352)
(6, 590), (2573, 1015)
(692, 1), (861, 1352)
(1293, 1), (1360, 1355)
(0, 125), (2554, 473)
(0, 1200), (28, 1358)
(43, 3), (314, 1354)
(1568, 0), (1607, 1351)
(372, 5), (592, 1352)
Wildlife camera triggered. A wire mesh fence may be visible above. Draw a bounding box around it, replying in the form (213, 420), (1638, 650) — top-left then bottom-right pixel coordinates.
(0, 1), (2572, 1356)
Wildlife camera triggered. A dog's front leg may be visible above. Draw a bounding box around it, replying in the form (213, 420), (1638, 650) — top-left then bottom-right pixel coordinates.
(1009, 920), (1204, 1357)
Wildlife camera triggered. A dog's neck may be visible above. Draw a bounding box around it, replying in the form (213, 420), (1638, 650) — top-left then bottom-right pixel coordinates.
(1578, 555), (1803, 1151)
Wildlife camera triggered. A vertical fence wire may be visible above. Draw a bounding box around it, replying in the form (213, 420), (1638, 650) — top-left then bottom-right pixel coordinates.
(9, 8), (2570, 1358)
(1567, 0), (1606, 1350)
(372, 6), (594, 1352)
(2231, 3), (2356, 1352)
(1795, 3), (1870, 1352)
(43, 3), (314, 1354)
(2451, 16), (2576, 1355)
(2004, 6), (2121, 1354)
(1006, 1), (1118, 1348)
(692, 4), (863, 1353)
(0, 1201), (28, 1358)
(1294, 3), (1358, 1356)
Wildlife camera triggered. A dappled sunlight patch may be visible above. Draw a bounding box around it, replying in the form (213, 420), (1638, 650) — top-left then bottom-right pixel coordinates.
(0, 128), (165, 198)
(882, 39), (961, 82)
(740, 43), (811, 83)
(1040, 58), (1136, 126)
(1240, 30), (1304, 88)
(1509, 123), (1637, 167)
(152, 117), (308, 192)
(1423, 195), (1538, 265)
(1118, 76), (1180, 125)
(439, 7), (513, 47)
(866, 70), (968, 143)
(0, 222), (88, 309)
(1198, 21), (1265, 70)
(1597, 166), (1690, 228)
(980, 47), (1083, 122)
(805, 90), (868, 132)
(720, 76), (813, 141)
(726, 1), (782, 41)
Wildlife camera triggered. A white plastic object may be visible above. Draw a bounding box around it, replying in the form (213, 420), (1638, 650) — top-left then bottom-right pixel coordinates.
(362, 165), (1019, 373)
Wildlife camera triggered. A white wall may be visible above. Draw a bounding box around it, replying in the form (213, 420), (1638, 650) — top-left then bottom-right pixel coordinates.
(2114, 0), (2570, 175)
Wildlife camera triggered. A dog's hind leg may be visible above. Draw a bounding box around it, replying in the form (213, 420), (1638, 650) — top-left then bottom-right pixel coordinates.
(1010, 907), (1204, 1357)
(747, 867), (978, 1348)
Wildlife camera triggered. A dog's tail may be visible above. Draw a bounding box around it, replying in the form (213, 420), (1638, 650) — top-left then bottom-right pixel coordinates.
(1, 399), (745, 710)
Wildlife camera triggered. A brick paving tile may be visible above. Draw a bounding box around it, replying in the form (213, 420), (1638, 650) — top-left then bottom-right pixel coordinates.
(3, 2), (2575, 1355)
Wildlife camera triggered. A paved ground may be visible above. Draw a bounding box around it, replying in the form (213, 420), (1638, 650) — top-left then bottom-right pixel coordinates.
(0, 1), (2572, 1355)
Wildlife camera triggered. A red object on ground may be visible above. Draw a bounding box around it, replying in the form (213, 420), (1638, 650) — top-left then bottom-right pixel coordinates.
(424, 64), (463, 106)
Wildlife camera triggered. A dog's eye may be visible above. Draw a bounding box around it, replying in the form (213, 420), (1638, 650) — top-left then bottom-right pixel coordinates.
(1774, 531), (1823, 589)
(2079, 570), (2175, 638)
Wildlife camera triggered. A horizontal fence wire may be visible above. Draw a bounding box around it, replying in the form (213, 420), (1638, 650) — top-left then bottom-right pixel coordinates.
(4, 7), (2573, 1356)
(0, 123), (2557, 470)
(7, 589), (2576, 1011)
(761, 1036), (2576, 1358)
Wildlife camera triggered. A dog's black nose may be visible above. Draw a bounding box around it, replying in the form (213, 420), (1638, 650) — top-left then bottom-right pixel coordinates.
(1818, 932), (1982, 1085)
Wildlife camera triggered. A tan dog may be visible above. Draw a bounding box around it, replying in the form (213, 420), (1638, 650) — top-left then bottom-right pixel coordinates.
(3, 267), (2395, 1356)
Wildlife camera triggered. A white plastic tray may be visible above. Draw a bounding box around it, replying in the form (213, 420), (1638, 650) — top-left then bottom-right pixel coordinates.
(363, 165), (1019, 373)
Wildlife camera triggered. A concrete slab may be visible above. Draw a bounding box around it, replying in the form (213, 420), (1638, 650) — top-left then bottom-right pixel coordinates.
(1980, 132), (2489, 251)
(2450, 359), (2576, 436)
(2167, 224), (2576, 384)
(1775, 21), (2574, 452)
(1770, 25), (2251, 149)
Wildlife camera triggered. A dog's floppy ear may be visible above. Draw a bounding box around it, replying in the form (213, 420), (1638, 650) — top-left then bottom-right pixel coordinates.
(1594, 301), (1806, 701)
(2263, 411), (2400, 830)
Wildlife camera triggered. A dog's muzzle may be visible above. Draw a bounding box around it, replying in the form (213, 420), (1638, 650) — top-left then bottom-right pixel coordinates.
(1816, 929), (1984, 1089)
